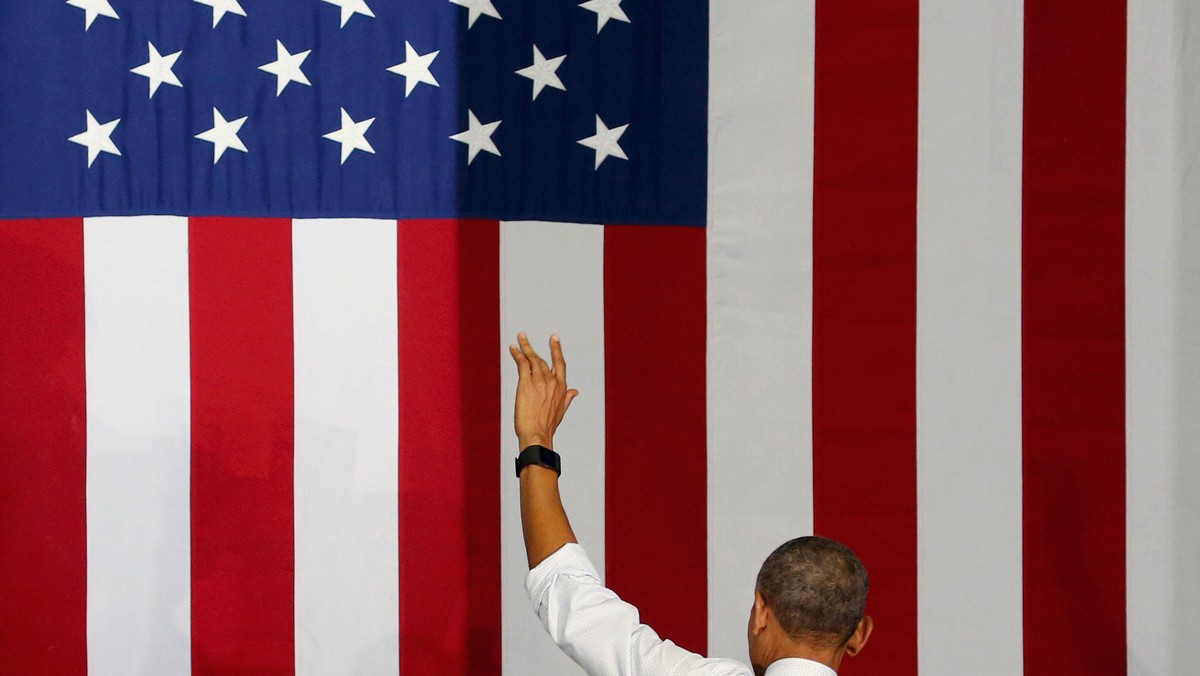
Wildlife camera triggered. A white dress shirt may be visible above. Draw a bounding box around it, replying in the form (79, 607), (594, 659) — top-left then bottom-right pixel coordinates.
(526, 543), (837, 676)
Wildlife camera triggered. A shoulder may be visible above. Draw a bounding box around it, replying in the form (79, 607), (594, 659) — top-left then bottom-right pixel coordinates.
(630, 632), (752, 676)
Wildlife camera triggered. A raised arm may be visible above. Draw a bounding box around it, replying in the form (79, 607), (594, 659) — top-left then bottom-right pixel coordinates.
(510, 332), (580, 568)
(510, 333), (749, 676)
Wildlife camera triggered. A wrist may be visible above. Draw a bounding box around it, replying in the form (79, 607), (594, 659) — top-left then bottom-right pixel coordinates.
(518, 435), (552, 451)
(516, 444), (561, 478)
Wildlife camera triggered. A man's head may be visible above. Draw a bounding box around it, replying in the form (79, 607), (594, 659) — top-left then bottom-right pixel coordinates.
(746, 536), (872, 673)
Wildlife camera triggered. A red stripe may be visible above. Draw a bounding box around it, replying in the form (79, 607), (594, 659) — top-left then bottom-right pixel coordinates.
(1022, 3), (1127, 672)
(0, 220), (87, 674)
(397, 219), (501, 673)
(189, 217), (295, 672)
(812, 2), (919, 673)
(604, 224), (708, 654)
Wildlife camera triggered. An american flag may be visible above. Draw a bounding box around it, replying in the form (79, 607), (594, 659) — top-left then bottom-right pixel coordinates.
(0, 0), (1196, 674)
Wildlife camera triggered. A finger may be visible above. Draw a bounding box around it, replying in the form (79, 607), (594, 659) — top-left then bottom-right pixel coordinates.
(517, 332), (548, 380)
(509, 344), (532, 379)
(519, 332), (552, 377)
(550, 334), (567, 384)
(517, 331), (540, 362)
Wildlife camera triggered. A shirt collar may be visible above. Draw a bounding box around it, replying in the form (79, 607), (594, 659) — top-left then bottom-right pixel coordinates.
(763, 657), (838, 676)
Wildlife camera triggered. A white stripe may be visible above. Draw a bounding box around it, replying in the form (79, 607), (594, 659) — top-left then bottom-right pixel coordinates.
(292, 219), (399, 675)
(84, 216), (191, 675)
(916, 2), (1024, 673)
(706, 0), (815, 661)
(1126, 1), (1200, 672)
(500, 221), (605, 675)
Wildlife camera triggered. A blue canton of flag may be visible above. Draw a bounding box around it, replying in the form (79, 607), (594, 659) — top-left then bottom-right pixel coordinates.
(0, 0), (707, 225)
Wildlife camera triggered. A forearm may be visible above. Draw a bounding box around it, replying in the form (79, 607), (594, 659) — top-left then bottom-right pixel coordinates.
(519, 464), (577, 568)
(510, 332), (580, 568)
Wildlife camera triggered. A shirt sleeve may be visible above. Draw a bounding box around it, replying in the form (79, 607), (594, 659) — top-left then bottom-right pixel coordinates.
(526, 543), (751, 676)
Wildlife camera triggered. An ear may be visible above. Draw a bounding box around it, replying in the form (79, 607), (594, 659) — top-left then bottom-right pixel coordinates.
(750, 591), (770, 636)
(843, 615), (874, 657)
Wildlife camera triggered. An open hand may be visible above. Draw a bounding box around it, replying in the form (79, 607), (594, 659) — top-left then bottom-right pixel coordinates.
(509, 332), (579, 450)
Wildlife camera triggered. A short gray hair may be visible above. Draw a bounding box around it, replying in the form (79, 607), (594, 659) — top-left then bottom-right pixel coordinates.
(754, 536), (868, 646)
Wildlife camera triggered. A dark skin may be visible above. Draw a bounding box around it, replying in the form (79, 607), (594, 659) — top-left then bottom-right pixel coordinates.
(509, 332), (872, 673)
(509, 332), (579, 569)
(746, 593), (873, 675)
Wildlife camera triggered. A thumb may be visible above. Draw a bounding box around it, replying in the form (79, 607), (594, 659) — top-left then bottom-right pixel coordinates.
(564, 389), (581, 410)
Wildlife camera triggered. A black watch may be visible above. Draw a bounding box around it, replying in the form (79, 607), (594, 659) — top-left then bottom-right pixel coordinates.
(515, 445), (561, 478)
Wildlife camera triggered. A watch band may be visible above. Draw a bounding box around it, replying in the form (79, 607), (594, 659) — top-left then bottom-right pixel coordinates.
(515, 445), (561, 478)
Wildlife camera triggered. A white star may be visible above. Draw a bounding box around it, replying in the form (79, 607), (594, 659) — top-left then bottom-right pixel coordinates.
(67, 0), (119, 30)
(322, 108), (376, 164)
(577, 115), (628, 168)
(258, 40), (311, 96)
(194, 0), (246, 28)
(449, 110), (501, 165)
(321, 0), (374, 28)
(449, 0), (501, 28)
(68, 111), (121, 167)
(387, 41), (440, 97)
(195, 108), (248, 164)
(516, 46), (566, 101)
(579, 0), (629, 33)
(131, 43), (183, 98)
